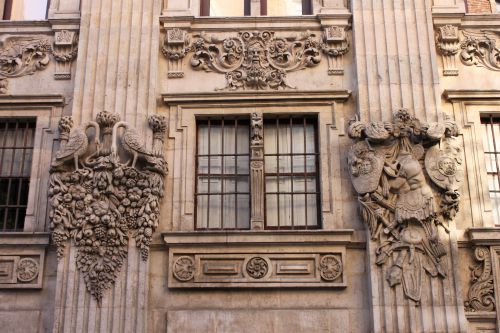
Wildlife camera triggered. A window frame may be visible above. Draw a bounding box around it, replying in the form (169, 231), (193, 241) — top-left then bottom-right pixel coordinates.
(200, 0), (313, 17)
(0, 95), (64, 233)
(2, 0), (50, 21)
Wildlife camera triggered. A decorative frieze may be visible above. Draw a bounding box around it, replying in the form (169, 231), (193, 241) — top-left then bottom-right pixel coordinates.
(0, 252), (45, 289)
(347, 109), (463, 303)
(0, 36), (52, 94)
(53, 30), (79, 79)
(460, 30), (500, 72)
(436, 25), (460, 76)
(161, 28), (350, 89)
(48, 111), (167, 303)
(465, 247), (496, 312)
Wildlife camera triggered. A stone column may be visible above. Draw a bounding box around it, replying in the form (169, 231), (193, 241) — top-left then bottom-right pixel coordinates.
(52, 0), (161, 332)
(250, 112), (264, 230)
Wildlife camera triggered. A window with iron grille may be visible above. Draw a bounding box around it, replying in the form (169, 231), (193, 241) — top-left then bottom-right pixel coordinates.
(0, 118), (36, 231)
(481, 115), (500, 225)
(200, 0), (312, 16)
(195, 115), (320, 230)
(2, 0), (49, 20)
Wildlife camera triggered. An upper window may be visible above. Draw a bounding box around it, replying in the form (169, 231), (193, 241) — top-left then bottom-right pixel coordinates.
(2, 0), (48, 20)
(200, 0), (312, 16)
(482, 115), (500, 225)
(195, 114), (320, 230)
(0, 118), (36, 231)
(497, 0), (500, 12)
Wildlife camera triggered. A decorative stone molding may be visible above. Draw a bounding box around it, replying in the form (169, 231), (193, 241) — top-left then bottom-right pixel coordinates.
(250, 112), (264, 230)
(161, 29), (350, 89)
(460, 30), (500, 71)
(162, 28), (190, 78)
(0, 36), (52, 94)
(48, 111), (167, 303)
(347, 109), (463, 303)
(164, 231), (351, 288)
(436, 25), (460, 76)
(53, 30), (79, 80)
(322, 26), (349, 75)
(465, 247), (496, 312)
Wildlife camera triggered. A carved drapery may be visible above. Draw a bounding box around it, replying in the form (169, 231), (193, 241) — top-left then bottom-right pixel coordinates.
(0, 36), (52, 94)
(464, 247), (496, 312)
(48, 111), (167, 303)
(161, 28), (349, 89)
(436, 25), (460, 76)
(347, 109), (463, 303)
(53, 30), (79, 79)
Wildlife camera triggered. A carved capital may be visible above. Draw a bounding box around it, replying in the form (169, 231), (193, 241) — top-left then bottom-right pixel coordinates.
(321, 26), (349, 75)
(53, 30), (78, 80)
(161, 28), (190, 78)
(48, 112), (167, 303)
(436, 25), (460, 76)
(347, 109), (463, 302)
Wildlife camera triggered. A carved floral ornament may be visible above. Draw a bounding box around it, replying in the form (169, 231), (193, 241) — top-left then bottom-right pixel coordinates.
(48, 111), (167, 303)
(464, 247), (495, 312)
(436, 26), (500, 73)
(0, 31), (79, 92)
(348, 109), (464, 302)
(161, 27), (349, 89)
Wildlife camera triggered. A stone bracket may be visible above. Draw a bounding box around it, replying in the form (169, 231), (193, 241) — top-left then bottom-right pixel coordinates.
(53, 29), (79, 80)
(321, 26), (349, 75)
(163, 230), (352, 289)
(162, 28), (190, 78)
(436, 24), (460, 76)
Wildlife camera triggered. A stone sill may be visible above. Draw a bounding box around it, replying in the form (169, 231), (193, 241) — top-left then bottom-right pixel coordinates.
(163, 229), (354, 247)
(466, 311), (497, 321)
(0, 94), (65, 106)
(444, 89), (500, 101)
(468, 227), (500, 245)
(0, 232), (50, 246)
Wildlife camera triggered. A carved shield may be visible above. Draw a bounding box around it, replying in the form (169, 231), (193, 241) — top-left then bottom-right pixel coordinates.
(425, 138), (464, 191)
(347, 141), (384, 194)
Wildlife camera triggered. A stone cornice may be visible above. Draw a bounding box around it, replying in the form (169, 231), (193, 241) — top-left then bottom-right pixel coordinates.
(444, 90), (500, 101)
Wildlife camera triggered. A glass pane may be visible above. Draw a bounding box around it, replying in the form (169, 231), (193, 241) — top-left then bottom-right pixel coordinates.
(210, 0), (244, 16)
(224, 178), (236, 193)
(197, 195), (208, 228)
(305, 122), (316, 153)
(210, 156), (222, 174)
(237, 177), (249, 193)
(278, 156), (291, 173)
(23, 149), (33, 177)
(209, 178), (222, 193)
(8, 179), (19, 205)
(19, 180), (29, 205)
(9, 0), (48, 20)
(265, 156), (277, 173)
(292, 155), (305, 173)
(197, 177), (209, 193)
(5, 208), (16, 230)
(306, 176), (317, 192)
(0, 179), (7, 204)
(306, 194), (318, 226)
(16, 208), (26, 230)
(208, 195), (222, 228)
(488, 174), (499, 191)
(223, 195), (236, 229)
(293, 194), (306, 227)
(266, 194), (278, 227)
(1, 149), (13, 176)
(264, 124), (277, 154)
(278, 122), (291, 154)
(198, 156), (209, 174)
(10, 149), (21, 177)
(236, 124), (249, 154)
(237, 156), (249, 174)
(223, 156), (236, 174)
(223, 125), (236, 154)
(198, 123), (209, 154)
(267, 0), (303, 16)
(210, 123), (222, 154)
(279, 194), (292, 226)
(292, 122), (304, 154)
(236, 194), (250, 228)
(293, 177), (306, 192)
(305, 155), (316, 173)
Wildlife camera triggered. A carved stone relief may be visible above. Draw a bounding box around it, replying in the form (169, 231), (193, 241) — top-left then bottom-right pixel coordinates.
(161, 28), (349, 89)
(436, 25), (460, 76)
(348, 109), (463, 303)
(246, 257), (269, 279)
(319, 254), (343, 281)
(0, 254), (44, 288)
(53, 30), (79, 79)
(0, 36), (52, 94)
(48, 111), (167, 303)
(464, 247), (496, 312)
(250, 112), (264, 230)
(173, 256), (196, 281)
(460, 30), (500, 71)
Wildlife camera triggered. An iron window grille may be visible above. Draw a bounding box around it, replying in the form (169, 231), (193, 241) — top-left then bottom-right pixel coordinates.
(0, 118), (36, 231)
(481, 114), (500, 225)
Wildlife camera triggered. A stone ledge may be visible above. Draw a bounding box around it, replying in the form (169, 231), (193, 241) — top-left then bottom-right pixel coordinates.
(468, 227), (500, 245)
(0, 232), (50, 246)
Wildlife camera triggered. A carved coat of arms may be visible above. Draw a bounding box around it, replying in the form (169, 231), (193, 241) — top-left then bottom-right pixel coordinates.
(348, 109), (463, 302)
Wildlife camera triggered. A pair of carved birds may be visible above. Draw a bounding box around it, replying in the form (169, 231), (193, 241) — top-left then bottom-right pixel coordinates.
(52, 119), (154, 170)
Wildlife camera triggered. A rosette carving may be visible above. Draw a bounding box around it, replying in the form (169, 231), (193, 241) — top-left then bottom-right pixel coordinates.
(48, 112), (167, 303)
(246, 257), (268, 279)
(348, 109), (463, 303)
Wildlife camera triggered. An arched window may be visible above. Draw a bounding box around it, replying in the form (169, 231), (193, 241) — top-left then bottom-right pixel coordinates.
(200, 0), (312, 17)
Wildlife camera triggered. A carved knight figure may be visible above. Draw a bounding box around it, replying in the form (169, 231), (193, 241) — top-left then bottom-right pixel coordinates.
(348, 109), (463, 302)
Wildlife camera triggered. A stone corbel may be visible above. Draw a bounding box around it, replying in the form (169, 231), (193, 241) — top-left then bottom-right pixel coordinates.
(53, 30), (79, 80)
(162, 28), (190, 78)
(321, 26), (349, 75)
(436, 24), (461, 76)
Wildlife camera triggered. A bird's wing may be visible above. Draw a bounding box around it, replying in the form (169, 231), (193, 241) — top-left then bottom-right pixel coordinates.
(55, 128), (85, 160)
(123, 129), (149, 154)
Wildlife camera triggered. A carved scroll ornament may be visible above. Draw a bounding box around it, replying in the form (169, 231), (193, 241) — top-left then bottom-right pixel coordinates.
(465, 247), (495, 312)
(162, 28), (349, 89)
(48, 111), (167, 303)
(348, 109), (463, 302)
(460, 30), (500, 71)
(0, 36), (51, 93)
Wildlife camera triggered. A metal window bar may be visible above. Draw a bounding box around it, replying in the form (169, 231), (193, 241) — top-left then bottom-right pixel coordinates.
(482, 115), (500, 226)
(195, 118), (250, 230)
(0, 118), (36, 231)
(263, 115), (320, 230)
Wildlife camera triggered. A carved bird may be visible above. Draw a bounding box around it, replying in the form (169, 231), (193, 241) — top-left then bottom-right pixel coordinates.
(111, 121), (152, 168)
(51, 121), (100, 170)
